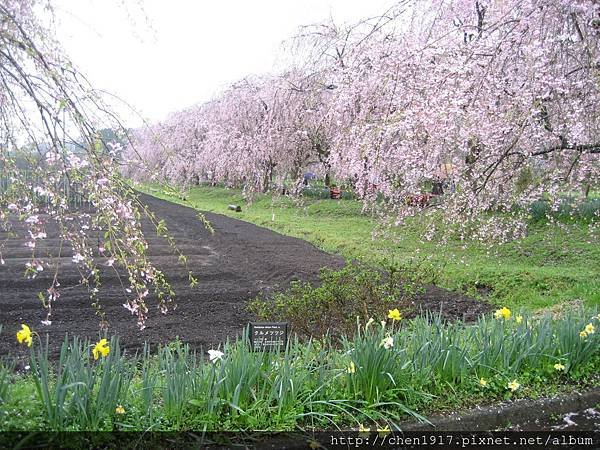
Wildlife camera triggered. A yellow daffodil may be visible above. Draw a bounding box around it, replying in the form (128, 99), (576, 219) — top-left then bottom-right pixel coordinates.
(507, 380), (520, 392)
(115, 405), (125, 414)
(92, 338), (110, 360)
(494, 307), (511, 320)
(387, 309), (402, 321)
(515, 315), (523, 324)
(553, 363), (566, 371)
(358, 423), (370, 437)
(16, 324), (33, 347)
(381, 336), (394, 349)
(377, 425), (391, 436)
(584, 323), (595, 335)
(347, 361), (356, 374)
(308, 440), (321, 450)
(479, 378), (488, 387)
(580, 330), (588, 338)
(597, 313), (600, 321)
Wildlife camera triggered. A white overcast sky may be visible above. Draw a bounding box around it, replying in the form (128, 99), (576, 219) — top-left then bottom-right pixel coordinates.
(52, 0), (397, 127)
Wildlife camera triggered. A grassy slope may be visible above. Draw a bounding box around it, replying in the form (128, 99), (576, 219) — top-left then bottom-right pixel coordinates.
(137, 183), (600, 310)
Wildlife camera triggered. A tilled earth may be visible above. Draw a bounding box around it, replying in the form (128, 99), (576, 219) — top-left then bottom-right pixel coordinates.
(0, 193), (489, 359)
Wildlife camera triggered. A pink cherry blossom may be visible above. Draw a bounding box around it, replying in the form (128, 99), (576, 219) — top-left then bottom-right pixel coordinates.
(125, 0), (599, 244)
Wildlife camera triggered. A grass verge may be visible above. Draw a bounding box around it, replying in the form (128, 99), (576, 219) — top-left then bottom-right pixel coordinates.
(1, 308), (598, 431)
(136, 183), (600, 311)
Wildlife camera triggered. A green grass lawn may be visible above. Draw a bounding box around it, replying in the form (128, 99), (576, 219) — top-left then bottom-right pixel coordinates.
(137, 183), (600, 311)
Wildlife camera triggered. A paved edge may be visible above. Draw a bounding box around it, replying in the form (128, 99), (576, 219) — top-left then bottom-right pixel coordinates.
(400, 388), (600, 431)
(1, 390), (597, 449)
(254, 389), (600, 449)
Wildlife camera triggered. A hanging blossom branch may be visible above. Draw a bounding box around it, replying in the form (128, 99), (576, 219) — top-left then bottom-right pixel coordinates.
(0, 0), (195, 330)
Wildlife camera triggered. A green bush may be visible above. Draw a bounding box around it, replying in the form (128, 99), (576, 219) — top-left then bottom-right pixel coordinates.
(158, 341), (200, 425)
(529, 197), (600, 222)
(341, 319), (407, 404)
(248, 262), (435, 337)
(137, 343), (158, 428)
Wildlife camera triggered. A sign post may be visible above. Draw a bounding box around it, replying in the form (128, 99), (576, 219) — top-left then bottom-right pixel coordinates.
(248, 322), (288, 352)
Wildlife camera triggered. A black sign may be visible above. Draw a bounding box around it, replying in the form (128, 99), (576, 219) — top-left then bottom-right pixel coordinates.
(249, 322), (288, 352)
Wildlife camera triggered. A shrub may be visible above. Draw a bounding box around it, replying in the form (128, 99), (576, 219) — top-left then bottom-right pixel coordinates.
(158, 341), (200, 425)
(248, 262), (433, 338)
(529, 197), (600, 222)
(0, 360), (12, 407)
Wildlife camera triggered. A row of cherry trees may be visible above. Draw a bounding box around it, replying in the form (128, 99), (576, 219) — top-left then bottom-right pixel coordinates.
(127, 0), (599, 237)
(127, 70), (334, 195)
(2, 0), (598, 328)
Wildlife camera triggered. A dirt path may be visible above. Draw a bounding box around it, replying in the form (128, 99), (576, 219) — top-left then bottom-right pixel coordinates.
(0, 193), (491, 360)
(0, 193), (344, 358)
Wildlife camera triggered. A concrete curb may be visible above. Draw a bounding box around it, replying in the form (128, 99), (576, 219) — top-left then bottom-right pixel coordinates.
(400, 387), (600, 431)
(252, 389), (600, 449)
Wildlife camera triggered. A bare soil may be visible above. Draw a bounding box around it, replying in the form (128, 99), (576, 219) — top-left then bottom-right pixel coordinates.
(0, 193), (490, 359)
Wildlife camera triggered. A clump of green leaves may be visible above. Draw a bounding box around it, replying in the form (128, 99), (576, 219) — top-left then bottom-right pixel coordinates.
(0, 326), (13, 406)
(529, 197), (600, 223)
(29, 335), (131, 430)
(2, 307), (598, 433)
(248, 262), (435, 337)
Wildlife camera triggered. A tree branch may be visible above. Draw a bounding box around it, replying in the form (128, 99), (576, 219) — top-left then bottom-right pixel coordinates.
(531, 143), (600, 156)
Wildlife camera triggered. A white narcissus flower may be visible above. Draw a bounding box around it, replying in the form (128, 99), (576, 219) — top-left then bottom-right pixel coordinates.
(381, 336), (394, 350)
(208, 349), (224, 362)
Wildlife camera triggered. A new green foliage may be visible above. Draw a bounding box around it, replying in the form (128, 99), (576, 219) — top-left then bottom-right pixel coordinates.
(3, 307), (598, 431)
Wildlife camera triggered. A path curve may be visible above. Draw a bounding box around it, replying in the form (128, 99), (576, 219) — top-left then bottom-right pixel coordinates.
(0, 193), (344, 358)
